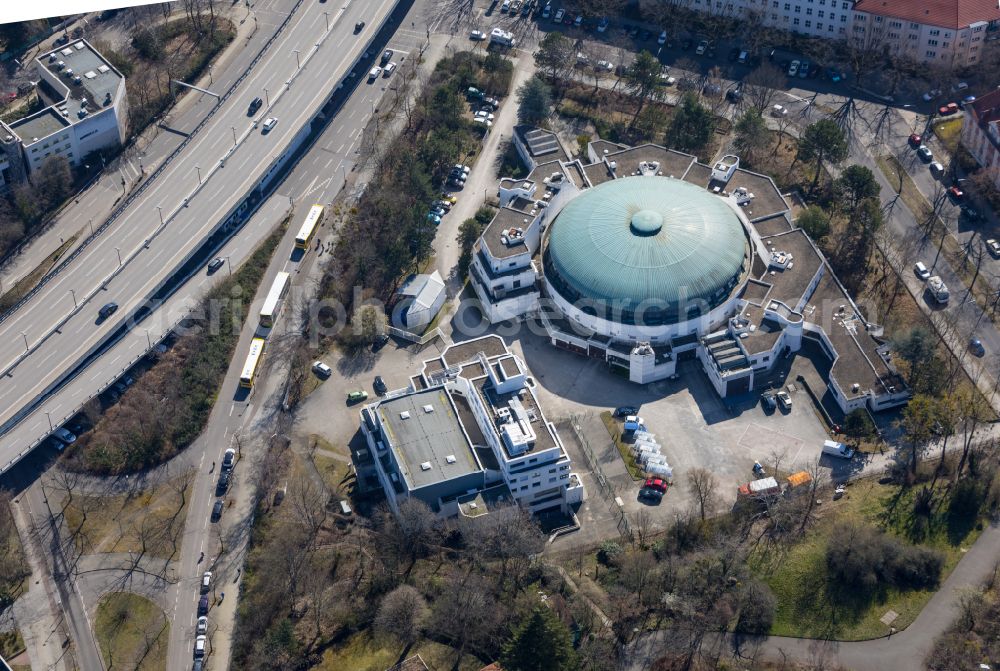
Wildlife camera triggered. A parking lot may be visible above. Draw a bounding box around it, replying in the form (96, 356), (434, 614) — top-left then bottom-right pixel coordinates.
(505, 326), (833, 523)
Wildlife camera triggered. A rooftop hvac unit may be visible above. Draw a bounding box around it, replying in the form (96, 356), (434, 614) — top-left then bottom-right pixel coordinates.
(446, 455), (456, 464)
(851, 383), (860, 393)
(420, 462), (432, 471)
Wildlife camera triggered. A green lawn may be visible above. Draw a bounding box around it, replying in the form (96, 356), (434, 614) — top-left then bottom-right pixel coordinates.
(318, 631), (486, 671)
(95, 592), (169, 670)
(932, 118), (963, 155)
(751, 478), (983, 640)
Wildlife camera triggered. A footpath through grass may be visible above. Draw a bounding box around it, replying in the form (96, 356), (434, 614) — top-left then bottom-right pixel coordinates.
(752, 476), (984, 640)
(95, 592), (168, 670)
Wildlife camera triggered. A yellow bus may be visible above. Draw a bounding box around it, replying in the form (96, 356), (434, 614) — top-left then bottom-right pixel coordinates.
(259, 271), (290, 328)
(294, 204), (324, 250)
(239, 337), (267, 389)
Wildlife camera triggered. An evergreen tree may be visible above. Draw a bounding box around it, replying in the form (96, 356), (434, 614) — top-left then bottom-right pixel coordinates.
(500, 607), (576, 671)
(666, 94), (714, 154)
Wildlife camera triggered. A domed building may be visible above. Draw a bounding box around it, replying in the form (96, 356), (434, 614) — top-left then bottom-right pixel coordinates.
(469, 135), (908, 413)
(542, 175), (752, 342)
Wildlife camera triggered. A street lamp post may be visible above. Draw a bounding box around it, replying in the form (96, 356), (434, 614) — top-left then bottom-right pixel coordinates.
(231, 126), (237, 146)
(114, 247), (122, 266)
(263, 88), (269, 106)
(144, 329), (152, 348)
(45, 412), (53, 431)
(69, 289), (77, 308)
(20, 332), (28, 352)
(323, 11), (329, 30)
(89, 218), (95, 236)
(156, 205), (164, 226)
(225, 257), (232, 276)
(195, 166), (202, 184)
(292, 49), (301, 68)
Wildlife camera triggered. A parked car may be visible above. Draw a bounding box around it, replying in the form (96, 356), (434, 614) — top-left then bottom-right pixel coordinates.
(216, 471), (230, 495)
(198, 595), (209, 615)
(347, 390), (368, 403)
(696, 39), (709, 55)
(211, 499), (223, 522)
(638, 486), (664, 502)
(261, 117), (278, 133)
(962, 94), (977, 106)
(970, 338), (986, 357)
(354, 21), (365, 33)
(374, 375), (387, 395)
(952, 81), (969, 92)
(201, 571), (212, 593)
(775, 391), (792, 412)
(825, 67), (842, 82)
(643, 477), (668, 493)
(922, 89), (941, 101)
(929, 161), (945, 176)
(380, 49), (393, 65)
(372, 333), (390, 352)
(787, 60), (800, 77)
(207, 257), (225, 274)
(938, 102), (959, 115)
(367, 66), (382, 81)
(247, 96), (263, 116)
(798, 60), (810, 78)
(222, 447), (236, 472)
(470, 29), (487, 40)
(948, 185), (964, 200)
(595, 59), (614, 72)
(917, 145), (933, 162)
(196, 616), (208, 635)
(914, 261), (931, 279)
(908, 133), (922, 146)
(383, 62), (397, 77)
(614, 406), (639, 417)
(657, 29), (667, 44)
(312, 361), (332, 378)
(194, 635), (207, 658)
(553, 8), (565, 21)
(771, 104), (787, 117)
(986, 239), (1000, 258)
(541, 4), (551, 19)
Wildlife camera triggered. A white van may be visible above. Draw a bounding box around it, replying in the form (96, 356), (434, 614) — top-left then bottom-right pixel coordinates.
(822, 439), (855, 460)
(913, 261), (930, 280)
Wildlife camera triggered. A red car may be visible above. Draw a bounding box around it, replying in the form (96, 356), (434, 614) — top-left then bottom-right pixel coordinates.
(908, 133), (922, 146)
(939, 102), (959, 115)
(643, 477), (668, 493)
(948, 186), (964, 199)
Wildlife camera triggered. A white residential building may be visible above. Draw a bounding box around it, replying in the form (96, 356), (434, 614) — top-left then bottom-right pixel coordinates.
(0, 39), (128, 189)
(359, 336), (584, 518)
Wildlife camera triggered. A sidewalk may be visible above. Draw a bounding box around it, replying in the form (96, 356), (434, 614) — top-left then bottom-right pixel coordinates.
(0, 2), (272, 296)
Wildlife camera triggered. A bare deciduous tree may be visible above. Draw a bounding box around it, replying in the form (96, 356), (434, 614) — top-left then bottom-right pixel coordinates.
(687, 468), (718, 522)
(374, 584), (429, 651)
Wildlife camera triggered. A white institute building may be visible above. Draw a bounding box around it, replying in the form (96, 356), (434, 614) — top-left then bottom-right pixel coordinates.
(0, 39), (128, 189)
(468, 130), (909, 415)
(359, 336), (584, 519)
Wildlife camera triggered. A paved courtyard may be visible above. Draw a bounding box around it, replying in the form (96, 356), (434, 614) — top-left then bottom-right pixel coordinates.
(294, 313), (838, 548)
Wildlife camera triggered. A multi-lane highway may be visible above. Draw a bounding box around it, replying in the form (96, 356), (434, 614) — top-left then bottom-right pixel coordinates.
(0, 0), (400, 471)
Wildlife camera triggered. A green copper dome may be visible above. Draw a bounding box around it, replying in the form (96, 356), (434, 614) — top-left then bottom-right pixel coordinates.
(544, 176), (750, 326)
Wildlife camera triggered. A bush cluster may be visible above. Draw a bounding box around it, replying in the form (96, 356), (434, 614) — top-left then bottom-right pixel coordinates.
(826, 522), (944, 592)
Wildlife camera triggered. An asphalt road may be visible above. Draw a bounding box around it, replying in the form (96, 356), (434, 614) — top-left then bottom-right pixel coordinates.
(0, 0), (399, 473)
